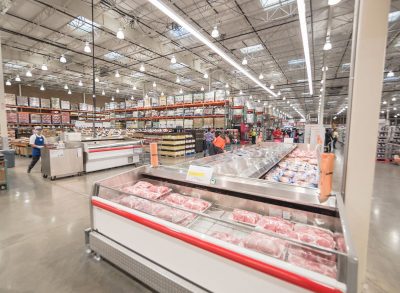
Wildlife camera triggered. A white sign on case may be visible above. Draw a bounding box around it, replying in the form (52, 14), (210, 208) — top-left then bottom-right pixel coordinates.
(186, 165), (214, 185)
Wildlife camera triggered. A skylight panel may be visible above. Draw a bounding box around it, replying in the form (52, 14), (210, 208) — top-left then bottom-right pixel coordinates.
(104, 52), (124, 60)
(68, 16), (100, 33)
(240, 44), (264, 54)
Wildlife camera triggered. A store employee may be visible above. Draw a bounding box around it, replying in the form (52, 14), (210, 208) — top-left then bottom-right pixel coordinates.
(27, 126), (47, 173)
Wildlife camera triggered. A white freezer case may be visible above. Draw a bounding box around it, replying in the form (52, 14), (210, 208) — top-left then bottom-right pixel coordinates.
(86, 165), (357, 293)
(82, 140), (143, 172)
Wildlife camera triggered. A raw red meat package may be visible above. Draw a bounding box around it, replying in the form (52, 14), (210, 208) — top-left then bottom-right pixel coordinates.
(231, 209), (262, 225)
(121, 181), (171, 200)
(256, 216), (294, 234)
(334, 233), (346, 252)
(118, 195), (195, 226)
(162, 193), (211, 212)
(288, 245), (336, 266)
(209, 231), (242, 246)
(243, 232), (287, 259)
(288, 254), (337, 279)
(290, 224), (336, 249)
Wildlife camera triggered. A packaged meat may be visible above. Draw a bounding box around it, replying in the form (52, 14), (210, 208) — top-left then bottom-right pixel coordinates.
(243, 232), (287, 260)
(162, 193), (188, 206)
(148, 185), (171, 195)
(288, 254), (337, 279)
(209, 231), (242, 245)
(256, 216), (294, 234)
(182, 197), (211, 212)
(133, 181), (153, 189)
(288, 231), (335, 249)
(334, 233), (346, 252)
(231, 209), (262, 225)
(288, 245), (336, 266)
(279, 176), (291, 183)
(293, 224), (334, 240)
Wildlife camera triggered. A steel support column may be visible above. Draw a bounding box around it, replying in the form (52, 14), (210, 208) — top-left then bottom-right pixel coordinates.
(343, 0), (390, 290)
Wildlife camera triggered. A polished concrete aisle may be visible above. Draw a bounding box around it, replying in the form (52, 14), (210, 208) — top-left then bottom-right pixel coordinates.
(0, 157), (399, 292)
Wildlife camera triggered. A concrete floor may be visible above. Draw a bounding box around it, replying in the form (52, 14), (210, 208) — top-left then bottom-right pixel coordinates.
(0, 154), (398, 292)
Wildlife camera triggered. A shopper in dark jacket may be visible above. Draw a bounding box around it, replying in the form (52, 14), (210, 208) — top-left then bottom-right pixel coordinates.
(325, 129), (333, 152)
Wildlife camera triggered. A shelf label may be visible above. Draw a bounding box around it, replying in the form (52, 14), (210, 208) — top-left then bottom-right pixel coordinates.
(186, 165), (213, 185)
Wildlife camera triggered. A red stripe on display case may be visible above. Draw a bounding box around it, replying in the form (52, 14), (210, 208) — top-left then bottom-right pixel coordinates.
(92, 199), (343, 293)
(88, 146), (141, 153)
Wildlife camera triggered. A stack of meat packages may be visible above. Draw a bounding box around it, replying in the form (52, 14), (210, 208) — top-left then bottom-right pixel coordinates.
(265, 149), (319, 188)
(209, 208), (344, 279)
(114, 181), (211, 227)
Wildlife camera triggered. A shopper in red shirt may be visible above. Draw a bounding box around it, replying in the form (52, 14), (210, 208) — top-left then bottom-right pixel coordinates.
(272, 127), (283, 141)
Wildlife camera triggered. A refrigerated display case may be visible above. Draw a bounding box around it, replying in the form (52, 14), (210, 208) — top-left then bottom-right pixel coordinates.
(81, 139), (143, 172)
(85, 165), (357, 293)
(172, 142), (319, 190)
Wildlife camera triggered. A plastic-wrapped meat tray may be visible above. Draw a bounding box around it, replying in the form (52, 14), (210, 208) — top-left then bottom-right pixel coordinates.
(230, 209), (262, 225)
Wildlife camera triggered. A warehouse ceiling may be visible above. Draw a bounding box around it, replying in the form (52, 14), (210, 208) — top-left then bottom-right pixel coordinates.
(0, 0), (399, 119)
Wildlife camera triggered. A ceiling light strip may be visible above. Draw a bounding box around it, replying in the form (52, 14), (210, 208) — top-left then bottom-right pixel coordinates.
(296, 0), (313, 95)
(147, 0), (277, 97)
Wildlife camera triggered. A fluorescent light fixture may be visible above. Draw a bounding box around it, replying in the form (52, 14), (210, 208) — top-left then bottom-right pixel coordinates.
(328, 0), (341, 6)
(133, 85), (137, 90)
(111, 96), (115, 101)
(84, 42), (91, 53)
(147, 0), (277, 97)
(176, 76), (180, 83)
(277, 90), (281, 96)
(323, 40), (332, 50)
(102, 89), (105, 95)
(40, 84), (45, 91)
(259, 73), (264, 80)
(116, 28), (124, 40)
(78, 80), (83, 86)
(242, 57), (248, 65)
(239, 90), (243, 95)
(225, 83), (229, 88)
(140, 64), (145, 72)
(15, 75), (21, 82)
(41, 64), (48, 71)
(283, 96), (286, 100)
(153, 81), (156, 87)
(116, 88), (120, 93)
(394, 107), (397, 110)
(60, 54), (67, 63)
(26, 69), (32, 77)
(68, 89), (72, 95)
(211, 26), (219, 38)
(201, 86), (204, 91)
(203, 73), (208, 79)
(171, 55), (176, 64)
(115, 70), (120, 78)
(161, 91), (164, 96)
(322, 66), (329, 71)
(179, 88), (183, 94)
(392, 97), (397, 101)
(240, 44), (263, 54)
(64, 84), (69, 90)
(95, 77), (99, 82)
(383, 101), (387, 105)
(296, 0), (313, 95)
(270, 84), (274, 89)
(131, 96), (134, 100)
(387, 70), (394, 78)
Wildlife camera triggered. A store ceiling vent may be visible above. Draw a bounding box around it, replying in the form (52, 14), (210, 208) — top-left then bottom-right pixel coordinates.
(169, 22), (189, 38)
(99, 67), (111, 77)
(4, 62), (23, 69)
(170, 63), (186, 70)
(326, 86), (343, 96)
